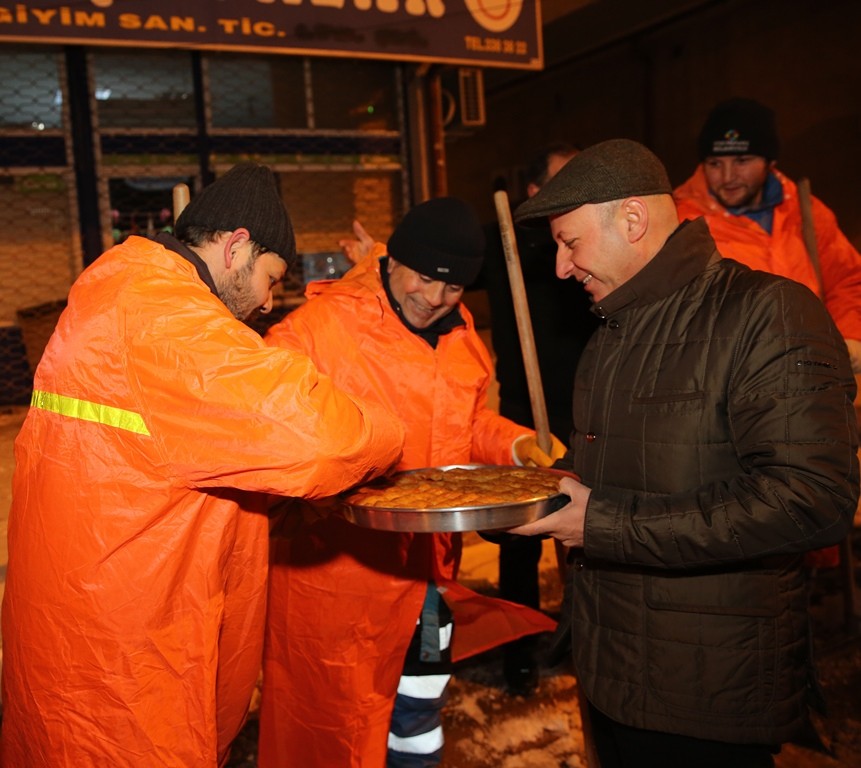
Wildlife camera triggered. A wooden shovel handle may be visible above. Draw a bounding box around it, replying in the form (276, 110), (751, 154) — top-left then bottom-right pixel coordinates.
(172, 183), (190, 221)
(797, 177), (824, 300)
(493, 190), (551, 453)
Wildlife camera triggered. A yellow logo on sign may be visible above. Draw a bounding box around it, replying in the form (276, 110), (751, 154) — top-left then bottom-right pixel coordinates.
(464, 0), (523, 32)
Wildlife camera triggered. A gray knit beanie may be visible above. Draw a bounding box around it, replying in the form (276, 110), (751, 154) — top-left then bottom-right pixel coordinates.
(176, 162), (296, 262)
(514, 139), (672, 222)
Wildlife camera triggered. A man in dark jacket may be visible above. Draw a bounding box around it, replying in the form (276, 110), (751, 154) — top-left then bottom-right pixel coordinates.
(511, 139), (860, 767)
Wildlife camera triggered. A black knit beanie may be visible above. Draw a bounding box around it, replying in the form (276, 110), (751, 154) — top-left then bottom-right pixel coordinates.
(697, 98), (779, 160)
(514, 138), (672, 223)
(387, 197), (485, 286)
(176, 162), (296, 262)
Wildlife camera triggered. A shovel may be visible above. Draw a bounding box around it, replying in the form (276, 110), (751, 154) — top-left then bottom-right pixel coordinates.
(493, 189), (552, 454)
(493, 189), (601, 768)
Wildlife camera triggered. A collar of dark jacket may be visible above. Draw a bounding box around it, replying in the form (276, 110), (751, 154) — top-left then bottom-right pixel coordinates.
(593, 218), (719, 319)
(153, 231), (220, 298)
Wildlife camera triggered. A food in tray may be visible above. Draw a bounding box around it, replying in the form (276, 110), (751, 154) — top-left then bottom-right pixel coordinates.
(345, 466), (563, 510)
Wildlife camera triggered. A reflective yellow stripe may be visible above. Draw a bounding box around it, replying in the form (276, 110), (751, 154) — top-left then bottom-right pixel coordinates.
(31, 390), (150, 436)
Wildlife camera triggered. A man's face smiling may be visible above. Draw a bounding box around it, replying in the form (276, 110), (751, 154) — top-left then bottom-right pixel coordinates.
(550, 201), (640, 304)
(702, 155), (773, 209)
(386, 258), (464, 329)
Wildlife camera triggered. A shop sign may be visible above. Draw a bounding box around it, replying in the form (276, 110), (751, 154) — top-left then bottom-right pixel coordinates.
(0, 0), (543, 70)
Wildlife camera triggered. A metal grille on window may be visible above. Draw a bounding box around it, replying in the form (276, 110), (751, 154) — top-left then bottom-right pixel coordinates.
(0, 45), (78, 405)
(91, 48), (200, 253)
(0, 46), (408, 405)
(204, 54), (407, 335)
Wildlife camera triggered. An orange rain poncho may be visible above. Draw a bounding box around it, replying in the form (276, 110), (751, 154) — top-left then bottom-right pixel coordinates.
(0, 236), (404, 768)
(259, 251), (557, 768)
(674, 166), (861, 341)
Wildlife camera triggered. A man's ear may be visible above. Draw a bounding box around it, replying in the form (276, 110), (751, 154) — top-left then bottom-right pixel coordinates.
(622, 198), (648, 243)
(223, 228), (251, 270)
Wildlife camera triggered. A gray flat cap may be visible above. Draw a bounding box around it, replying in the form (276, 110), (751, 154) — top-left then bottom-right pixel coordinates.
(514, 138), (672, 222)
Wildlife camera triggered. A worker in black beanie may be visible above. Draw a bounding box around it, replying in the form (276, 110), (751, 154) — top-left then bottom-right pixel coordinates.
(259, 196), (566, 767)
(676, 98), (861, 373)
(0, 156), (405, 767)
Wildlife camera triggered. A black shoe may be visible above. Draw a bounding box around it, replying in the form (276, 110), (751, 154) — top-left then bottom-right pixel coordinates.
(503, 639), (539, 697)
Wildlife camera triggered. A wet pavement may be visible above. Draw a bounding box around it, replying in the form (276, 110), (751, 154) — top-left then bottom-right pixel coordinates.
(2, 402), (860, 767)
(222, 529), (861, 768)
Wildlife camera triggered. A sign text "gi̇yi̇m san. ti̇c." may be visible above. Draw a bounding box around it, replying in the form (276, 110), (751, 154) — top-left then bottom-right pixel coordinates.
(0, 0), (544, 70)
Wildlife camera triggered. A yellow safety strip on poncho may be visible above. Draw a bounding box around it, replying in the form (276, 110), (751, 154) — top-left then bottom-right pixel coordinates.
(31, 390), (151, 436)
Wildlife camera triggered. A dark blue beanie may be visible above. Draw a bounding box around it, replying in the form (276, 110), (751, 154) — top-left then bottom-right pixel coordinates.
(697, 98), (780, 161)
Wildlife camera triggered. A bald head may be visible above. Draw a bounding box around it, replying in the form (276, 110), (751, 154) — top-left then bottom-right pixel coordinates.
(548, 190), (679, 304)
(637, 193), (681, 252)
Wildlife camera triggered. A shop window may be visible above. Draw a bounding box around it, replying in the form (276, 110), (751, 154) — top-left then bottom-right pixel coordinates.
(309, 59), (398, 131)
(206, 53), (308, 130)
(92, 50), (196, 130)
(0, 45), (64, 132)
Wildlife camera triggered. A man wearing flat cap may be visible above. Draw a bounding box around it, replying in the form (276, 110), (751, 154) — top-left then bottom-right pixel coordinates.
(511, 139), (859, 767)
(675, 98), (861, 375)
(2, 162), (405, 767)
(258, 196), (564, 768)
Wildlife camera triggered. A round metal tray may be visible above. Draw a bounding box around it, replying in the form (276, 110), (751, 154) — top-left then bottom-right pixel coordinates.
(340, 464), (572, 533)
